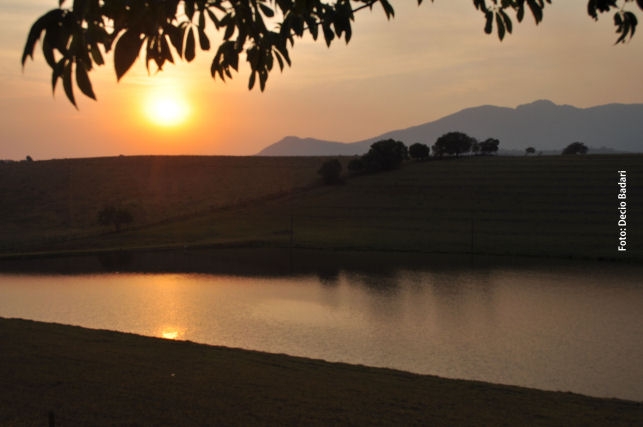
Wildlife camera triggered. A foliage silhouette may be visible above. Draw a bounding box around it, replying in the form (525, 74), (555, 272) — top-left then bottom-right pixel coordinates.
(479, 138), (500, 155)
(22, 1), (643, 107)
(347, 157), (365, 174)
(562, 141), (589, 155)
(361, 139), (408, 172)
(318, 158), (343, 185)
(525, 146), (536, 155)
(433, 132), (477, 158)
(409, 143), (430, 161)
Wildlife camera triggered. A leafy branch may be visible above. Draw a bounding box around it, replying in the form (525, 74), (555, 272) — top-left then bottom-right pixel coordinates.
(21, 0), (642, 108)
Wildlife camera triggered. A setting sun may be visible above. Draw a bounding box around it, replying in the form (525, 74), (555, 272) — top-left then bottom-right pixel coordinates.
(144, 91), (190, 127)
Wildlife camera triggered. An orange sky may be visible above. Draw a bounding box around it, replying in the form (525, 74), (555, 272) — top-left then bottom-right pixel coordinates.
(1, 1), (642, 159)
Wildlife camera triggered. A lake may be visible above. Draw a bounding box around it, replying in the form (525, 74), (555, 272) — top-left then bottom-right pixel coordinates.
(1, 249), (642, 401)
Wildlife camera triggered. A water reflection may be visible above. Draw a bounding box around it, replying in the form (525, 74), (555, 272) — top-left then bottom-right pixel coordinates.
(0, 250), (642, 401)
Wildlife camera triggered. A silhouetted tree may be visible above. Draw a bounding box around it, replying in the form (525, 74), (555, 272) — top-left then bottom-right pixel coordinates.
(525, 146), (536, 155)
(562, 142), (589, 155)
(433, 132), (476, 158)
(471, 140), (480, 156)
(22, 1), (641, 107)
(347, 157), (365, 174)
(479, 138), (500, 155)
(409, 143), (430, 161)
(318, 158), (343, 185)
(98, 205), (133, 231)
(25, 155), (33, 162)
(362, 139), (408, 172)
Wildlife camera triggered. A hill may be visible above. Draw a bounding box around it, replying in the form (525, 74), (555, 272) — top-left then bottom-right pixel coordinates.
(257, 100), (643, 156)
(1, 154), (641, 260)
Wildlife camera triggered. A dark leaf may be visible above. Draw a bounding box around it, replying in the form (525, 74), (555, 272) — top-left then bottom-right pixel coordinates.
(496, 12), (506, 40)
(75, 61), (96, 100)
(638, 0), (643, 11)
(51, 59), (65, 94)
(42, 32), (57, 68)
(198, 27), (210, 51)
(527, 0), (544, 24)
(167, 24), (184, 57)
(379, 0), (395, 19)
(62, 60), (76, 107)
(500, 9), (512, 33)
(198, 10), (206, 29)
(185, 0), (195, 20)
(517, 4), (525, 22)
(114, 30), (144, 80)
(484, 11), (493, 34)
(185, 28), (196, 62)
(259, 3), (275, 18)
(206, 8), (220, 29)
(90, 43), (104, 66)
(248, 70), (256, 89)
(22, 9), (64, 66)
(161, 36), (174, 63)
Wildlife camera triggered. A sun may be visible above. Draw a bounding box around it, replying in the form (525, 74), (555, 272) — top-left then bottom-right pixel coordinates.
(144, 91), (190, 127)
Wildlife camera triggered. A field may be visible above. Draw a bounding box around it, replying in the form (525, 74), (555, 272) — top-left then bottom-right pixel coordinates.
(1, 318), (642, 426)
(1, 154), (641, 259)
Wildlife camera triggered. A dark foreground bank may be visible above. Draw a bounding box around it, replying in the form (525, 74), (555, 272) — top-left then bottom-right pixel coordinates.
(1, 318), (641, 426)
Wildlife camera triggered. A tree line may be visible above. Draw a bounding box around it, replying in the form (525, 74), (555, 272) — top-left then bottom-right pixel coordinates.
(319, 132), (590, 184)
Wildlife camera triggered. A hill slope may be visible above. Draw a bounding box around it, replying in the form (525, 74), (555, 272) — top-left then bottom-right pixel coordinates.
(2, 154), (641, 260)
(257, 100), (643, 156)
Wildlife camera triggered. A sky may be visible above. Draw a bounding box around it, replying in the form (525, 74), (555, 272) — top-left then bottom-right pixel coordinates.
(1, 1), (642, 159)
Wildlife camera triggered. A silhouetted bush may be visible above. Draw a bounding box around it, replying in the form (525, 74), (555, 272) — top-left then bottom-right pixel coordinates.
(318, 159), (343, 185)
(409, 143), (430, 160)
(562, 142), (588, 155)
(347, 157), (365, 174)
(525, 147), (536, 155)
(361, 139), (408, 172)
(479, 138), (500, 155)
(432, 132), (476, 158)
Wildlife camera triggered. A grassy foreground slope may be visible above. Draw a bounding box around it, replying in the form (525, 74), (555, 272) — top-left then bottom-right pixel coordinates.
(1, 318), (641, 426)
(1, 154), (641, 259)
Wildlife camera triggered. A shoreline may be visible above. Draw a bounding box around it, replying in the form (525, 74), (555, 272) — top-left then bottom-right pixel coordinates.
(1, 317), (641, 426)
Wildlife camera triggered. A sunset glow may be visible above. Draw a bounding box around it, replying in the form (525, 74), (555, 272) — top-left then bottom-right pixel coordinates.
(144, 90), (191, 128)
(3, 3), (643, 159)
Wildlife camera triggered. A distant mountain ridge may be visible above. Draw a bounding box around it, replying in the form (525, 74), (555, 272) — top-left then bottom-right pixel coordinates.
(257, 100), (643, 156)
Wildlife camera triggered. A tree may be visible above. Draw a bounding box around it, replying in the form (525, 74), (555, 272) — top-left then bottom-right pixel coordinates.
(409, 143), (430, 161)
(98, 205), (133, 231)
(22, 1), (642, 107)
(525, 146), (536, 155)
(562, 142), (589, 155)
(318, 158), (343, 185)
(361, 139), (408, 172)
(25, 155), (33, 162)
(478, 138), (500, 155)
(347, 156), (365, 174)
(433, 132), (476, 158)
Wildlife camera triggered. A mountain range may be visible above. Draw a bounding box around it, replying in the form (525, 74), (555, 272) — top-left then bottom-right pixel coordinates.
(256, 100), (643, 156)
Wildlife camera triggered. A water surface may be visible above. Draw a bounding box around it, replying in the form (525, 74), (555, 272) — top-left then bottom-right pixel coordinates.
(1, 250), (642, 401)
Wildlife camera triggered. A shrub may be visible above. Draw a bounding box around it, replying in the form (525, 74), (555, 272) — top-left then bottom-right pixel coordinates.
(409, 143), (430, 160)
(318, 159), (343, 185)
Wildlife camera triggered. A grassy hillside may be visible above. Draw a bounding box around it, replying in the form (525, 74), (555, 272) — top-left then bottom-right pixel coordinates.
(1, 154), (641, 259)
(0, 155), (329, 251)
(2, 318), (642, 426)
